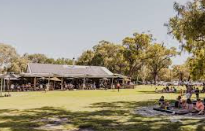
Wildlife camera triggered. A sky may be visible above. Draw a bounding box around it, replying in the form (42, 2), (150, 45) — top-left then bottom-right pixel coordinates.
(0, 0), (190, 65)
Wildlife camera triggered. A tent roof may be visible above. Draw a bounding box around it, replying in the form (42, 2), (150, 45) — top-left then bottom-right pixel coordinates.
(26, 63), (114, 78)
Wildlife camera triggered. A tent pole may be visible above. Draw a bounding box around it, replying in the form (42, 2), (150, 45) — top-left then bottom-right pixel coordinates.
(61, 78), (64, 90)
(8, 77), (10, 95)
(83, 77), (86, 90)
(48, 74), (51, 91)
(3, 78), (5, 92)
(111, 77), (114, 90)
(33, 77), (37, 91)
(0, 78), (3, 96)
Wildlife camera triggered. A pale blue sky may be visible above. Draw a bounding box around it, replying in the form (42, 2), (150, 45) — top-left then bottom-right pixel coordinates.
(0, 0), (190, 65)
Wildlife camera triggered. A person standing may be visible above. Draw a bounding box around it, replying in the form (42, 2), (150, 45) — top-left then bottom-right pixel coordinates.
(117, 83), (120, 92)
(195, 87), (200, 100)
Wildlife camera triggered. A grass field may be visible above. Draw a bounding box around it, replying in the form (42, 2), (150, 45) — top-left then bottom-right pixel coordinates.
(0, 85), (205, 131)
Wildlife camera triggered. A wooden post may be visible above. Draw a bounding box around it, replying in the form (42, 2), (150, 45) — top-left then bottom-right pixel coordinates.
(34, 77), (37, 91)
(123, 79), (125, 89)
(0, 78), (3, 96)
(3, 78), (5, 92)
(83, 77), (86, 90)
(61, 78), (64, 90)
(48, 75), (51, 91)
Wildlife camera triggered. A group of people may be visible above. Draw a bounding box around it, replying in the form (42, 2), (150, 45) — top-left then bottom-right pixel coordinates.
(159, 95), (205, 115)
(155, 86), (177, 93)
(175, 96), (204, 115)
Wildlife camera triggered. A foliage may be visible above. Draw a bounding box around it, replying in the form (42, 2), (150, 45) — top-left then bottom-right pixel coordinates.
(77, 50), (95, 66)
(122, 33), (152, 77)
(158, 68), (172, 82)
(0, 43), (19, 71)
(24, 53), (49, 64)
(77, 41), (127, 74)
(172, 64), (190, 81)
(146, 44), (177, 83)
(167, 0), (205, 80)
(6, 57), (29, 73)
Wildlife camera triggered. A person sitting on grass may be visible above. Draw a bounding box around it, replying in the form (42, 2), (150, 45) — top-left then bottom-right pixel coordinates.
(166, 86), (169, 92)
(155, 88), (158, 93)
(194, 99), (204, 115)
(173, 87), (177, 93)
(201, 86), (205, 93)
(159, 96), (170, 109)
(186, 99), (194, 112)
(159, 96), (165, 108)
(175, 96), (182, 108)
(181, 99), (187, 109)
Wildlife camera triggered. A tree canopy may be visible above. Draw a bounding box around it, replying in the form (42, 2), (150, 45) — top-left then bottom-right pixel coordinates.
(167, 0), (205, 80)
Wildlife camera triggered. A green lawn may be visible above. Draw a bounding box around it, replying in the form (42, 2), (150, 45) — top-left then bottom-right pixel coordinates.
(0, 86), (205, 131)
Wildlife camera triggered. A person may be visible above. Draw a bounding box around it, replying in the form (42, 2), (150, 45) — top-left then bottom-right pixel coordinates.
(10, 84), (14, 92)
(175, 96), (182, 108)
(45, 83), (49, 93)
(181, 99), (187, 109)
(165, 101), (170, 110)
(186, 99), (194, 112)
(186, 86), (192, 99)
(180, 89), (183, 96)
(117, 83), (120, 92)
(173, 87), (177, 93)
(155, 88), (158, 93)
(201, 85), (205, 93)
(166, 86), (169, 92)
(195, 88), (200, 100)
(194, 99), (204, 115)
(159, 96), (165, 108)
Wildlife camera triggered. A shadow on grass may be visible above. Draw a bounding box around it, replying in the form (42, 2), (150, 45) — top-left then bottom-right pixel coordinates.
(0, 101), (205, 131)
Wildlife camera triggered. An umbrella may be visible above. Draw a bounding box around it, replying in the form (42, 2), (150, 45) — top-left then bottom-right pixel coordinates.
(49, 77), (61, 82)
(102, 78), (108, 81)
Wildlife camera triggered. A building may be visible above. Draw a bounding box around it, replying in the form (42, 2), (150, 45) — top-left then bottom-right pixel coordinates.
(0, 63), (132, 92)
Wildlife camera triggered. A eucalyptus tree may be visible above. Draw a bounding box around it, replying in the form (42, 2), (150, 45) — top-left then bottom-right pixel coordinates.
(77, 50), (95, 66)
(167, 0), (205, 80)
(122, 33), (152, 77)
(91, 40), (127, 74)
(172, 64), (190, 82)
(146, 44), (177, 84)
(24, 53), (48, 64)
(7, 57), (29, 73)
(0, 43), (19, 73)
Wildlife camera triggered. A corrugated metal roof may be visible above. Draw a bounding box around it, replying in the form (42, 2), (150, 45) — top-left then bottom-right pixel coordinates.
(27, 63), (114, 77)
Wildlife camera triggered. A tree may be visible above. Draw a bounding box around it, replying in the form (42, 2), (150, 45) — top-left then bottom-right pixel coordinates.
(172, 64), (190, 82)
(122, 33), (152, 77)
(0, 43), (19, 72)
(158, 68), (172, 82)
(77, 50), (95, 66)
(24, 53), (49, 64)
(167, 0), (205, 80)
(146, 44), (177, 84)
(54, 58), (73, 65)
(92, 41), (127, 74)
(7, 57), (29, 73)
(137, 65), (151, 83)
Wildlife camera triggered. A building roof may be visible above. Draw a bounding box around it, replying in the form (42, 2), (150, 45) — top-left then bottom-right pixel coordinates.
(26, 63), (114, 78)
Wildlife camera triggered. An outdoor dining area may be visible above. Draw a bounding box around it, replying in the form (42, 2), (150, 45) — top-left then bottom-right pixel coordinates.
(0, 63), (133, 95)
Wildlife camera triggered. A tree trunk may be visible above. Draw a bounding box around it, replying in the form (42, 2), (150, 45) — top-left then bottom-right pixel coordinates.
(153, 72), (158, 85)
